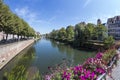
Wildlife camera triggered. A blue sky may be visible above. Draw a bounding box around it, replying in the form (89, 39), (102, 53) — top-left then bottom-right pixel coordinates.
(4, 0), (120, 34)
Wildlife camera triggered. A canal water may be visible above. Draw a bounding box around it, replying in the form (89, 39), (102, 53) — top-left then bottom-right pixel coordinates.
(0, 39), (96, 80)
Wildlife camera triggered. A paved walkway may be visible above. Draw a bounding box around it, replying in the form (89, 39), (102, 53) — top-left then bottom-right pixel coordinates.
(106, 55), (120, 80)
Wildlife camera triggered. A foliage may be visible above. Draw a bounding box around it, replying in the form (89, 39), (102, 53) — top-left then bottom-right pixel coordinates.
(103, 36), (114, 49)
(0, 1), (35, 40)
(43, 53), (102, 80)
(102, 49), (116, 64)
(50, 29), (59, 39)
(3, 47), (41, 80)
(66, 25), (74, 41)
(74, 22), (86, 41)
(95, 24), (107, 40)
(49, 22), (111, 49)
(58, 27), (67, 40)
(44, 49), (117, 80)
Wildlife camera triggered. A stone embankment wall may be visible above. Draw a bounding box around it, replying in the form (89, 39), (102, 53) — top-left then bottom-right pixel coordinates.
(0, 40), (34, 69)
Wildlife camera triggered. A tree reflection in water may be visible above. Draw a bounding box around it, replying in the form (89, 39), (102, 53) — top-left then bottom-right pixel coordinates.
(3, 47), (41, 80)
(50, 39), (96, 65)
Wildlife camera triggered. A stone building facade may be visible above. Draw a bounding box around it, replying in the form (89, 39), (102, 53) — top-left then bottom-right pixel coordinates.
(107, 16), (120, 40)
(97, 19), (102, 25)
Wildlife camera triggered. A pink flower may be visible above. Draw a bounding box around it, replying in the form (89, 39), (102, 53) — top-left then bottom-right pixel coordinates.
(90, 72), (95, 79)
(62, 71), (71, 80)
(79, 76), (86, 80)
(84, 70), (91, 78)
(96, 68), (105, 74)
(96, 52), (103, 59)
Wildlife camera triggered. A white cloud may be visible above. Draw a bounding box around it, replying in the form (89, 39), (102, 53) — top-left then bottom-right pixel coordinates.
(15, 6), (57, 24)
(83, 0), (92, 8)
(15, 7), (29, 17)
(15, 7), (39, 24)
(14, 6), (58, 33)
(15, 7), (50, 29)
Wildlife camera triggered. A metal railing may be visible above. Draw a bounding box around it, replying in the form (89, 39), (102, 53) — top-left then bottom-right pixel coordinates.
(97, 53), (118, 80)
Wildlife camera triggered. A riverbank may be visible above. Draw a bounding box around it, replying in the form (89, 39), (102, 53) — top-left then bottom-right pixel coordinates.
(0, 39), (34, 70)
(49, 38), (104, 51)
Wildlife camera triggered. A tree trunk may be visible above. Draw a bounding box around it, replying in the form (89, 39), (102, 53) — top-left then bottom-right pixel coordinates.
(21, 36), (22, 39)
(17, 35), (19, 41)
(2, 31), (5, 40)
(24, 35), (25, 38)
(13, 34), (14, 40)
(3, 34), (5, 40)
(6, 34), (8, 41)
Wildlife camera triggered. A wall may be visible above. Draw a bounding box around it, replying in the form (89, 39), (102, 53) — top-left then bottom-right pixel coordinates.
(0, 39), (34, 69)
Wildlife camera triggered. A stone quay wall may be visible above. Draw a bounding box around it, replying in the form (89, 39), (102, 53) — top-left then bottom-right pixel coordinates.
(0, 39), (34, 69)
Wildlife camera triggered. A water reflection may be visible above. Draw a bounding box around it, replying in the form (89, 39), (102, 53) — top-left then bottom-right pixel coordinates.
(50, 39), (96, 65)
(0, 39), (96, 80)
(2, 47), (40, 80)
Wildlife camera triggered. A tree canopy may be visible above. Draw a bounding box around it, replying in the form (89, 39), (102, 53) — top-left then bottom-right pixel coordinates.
(0, 1), (35, 40)
(48, 21), (113, 48)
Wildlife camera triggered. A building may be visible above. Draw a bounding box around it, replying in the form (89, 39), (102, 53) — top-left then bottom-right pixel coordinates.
(0, 31), (3, 41)
(107, 16), (120, 40)
(35, 32), (41, 38)
(97, 19), (102, 25)
(102, 23), (108, 30)
(0, 31), (18, 41)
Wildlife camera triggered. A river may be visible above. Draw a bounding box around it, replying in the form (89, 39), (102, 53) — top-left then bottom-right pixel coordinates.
(0, 39), (96, 80)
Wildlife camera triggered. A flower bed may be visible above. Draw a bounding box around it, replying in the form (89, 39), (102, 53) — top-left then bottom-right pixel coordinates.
(44, 49), (118, 80)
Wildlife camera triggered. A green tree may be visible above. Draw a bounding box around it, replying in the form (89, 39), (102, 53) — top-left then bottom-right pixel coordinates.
(84, 23), (95, 40)
(74, 22), (86, 47)
(20, 19), (29, 38)
(0, 0), (5, 31)
(28, 27), (35, 38)
(0, 1), (36, 40)
(103, 36), (114, 49)
(58, 27), (67, 40)
(0, 2), (10, 32)
(66, 25), (74, 41)
(3, 11), (14, 40)
(10, 14), (18, 39)
(0, 2), (16, 40)
(94, 24), (107, 40)
(14, 15), (23, 39)
(50, 29), (58, 39)
(74, 22), (86, 40)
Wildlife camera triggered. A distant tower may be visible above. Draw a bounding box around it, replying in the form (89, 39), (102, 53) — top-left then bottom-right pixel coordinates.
(97, 19), (102, 25)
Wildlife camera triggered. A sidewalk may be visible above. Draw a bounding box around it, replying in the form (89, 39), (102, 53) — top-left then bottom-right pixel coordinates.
(106, 54), (120, 80)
